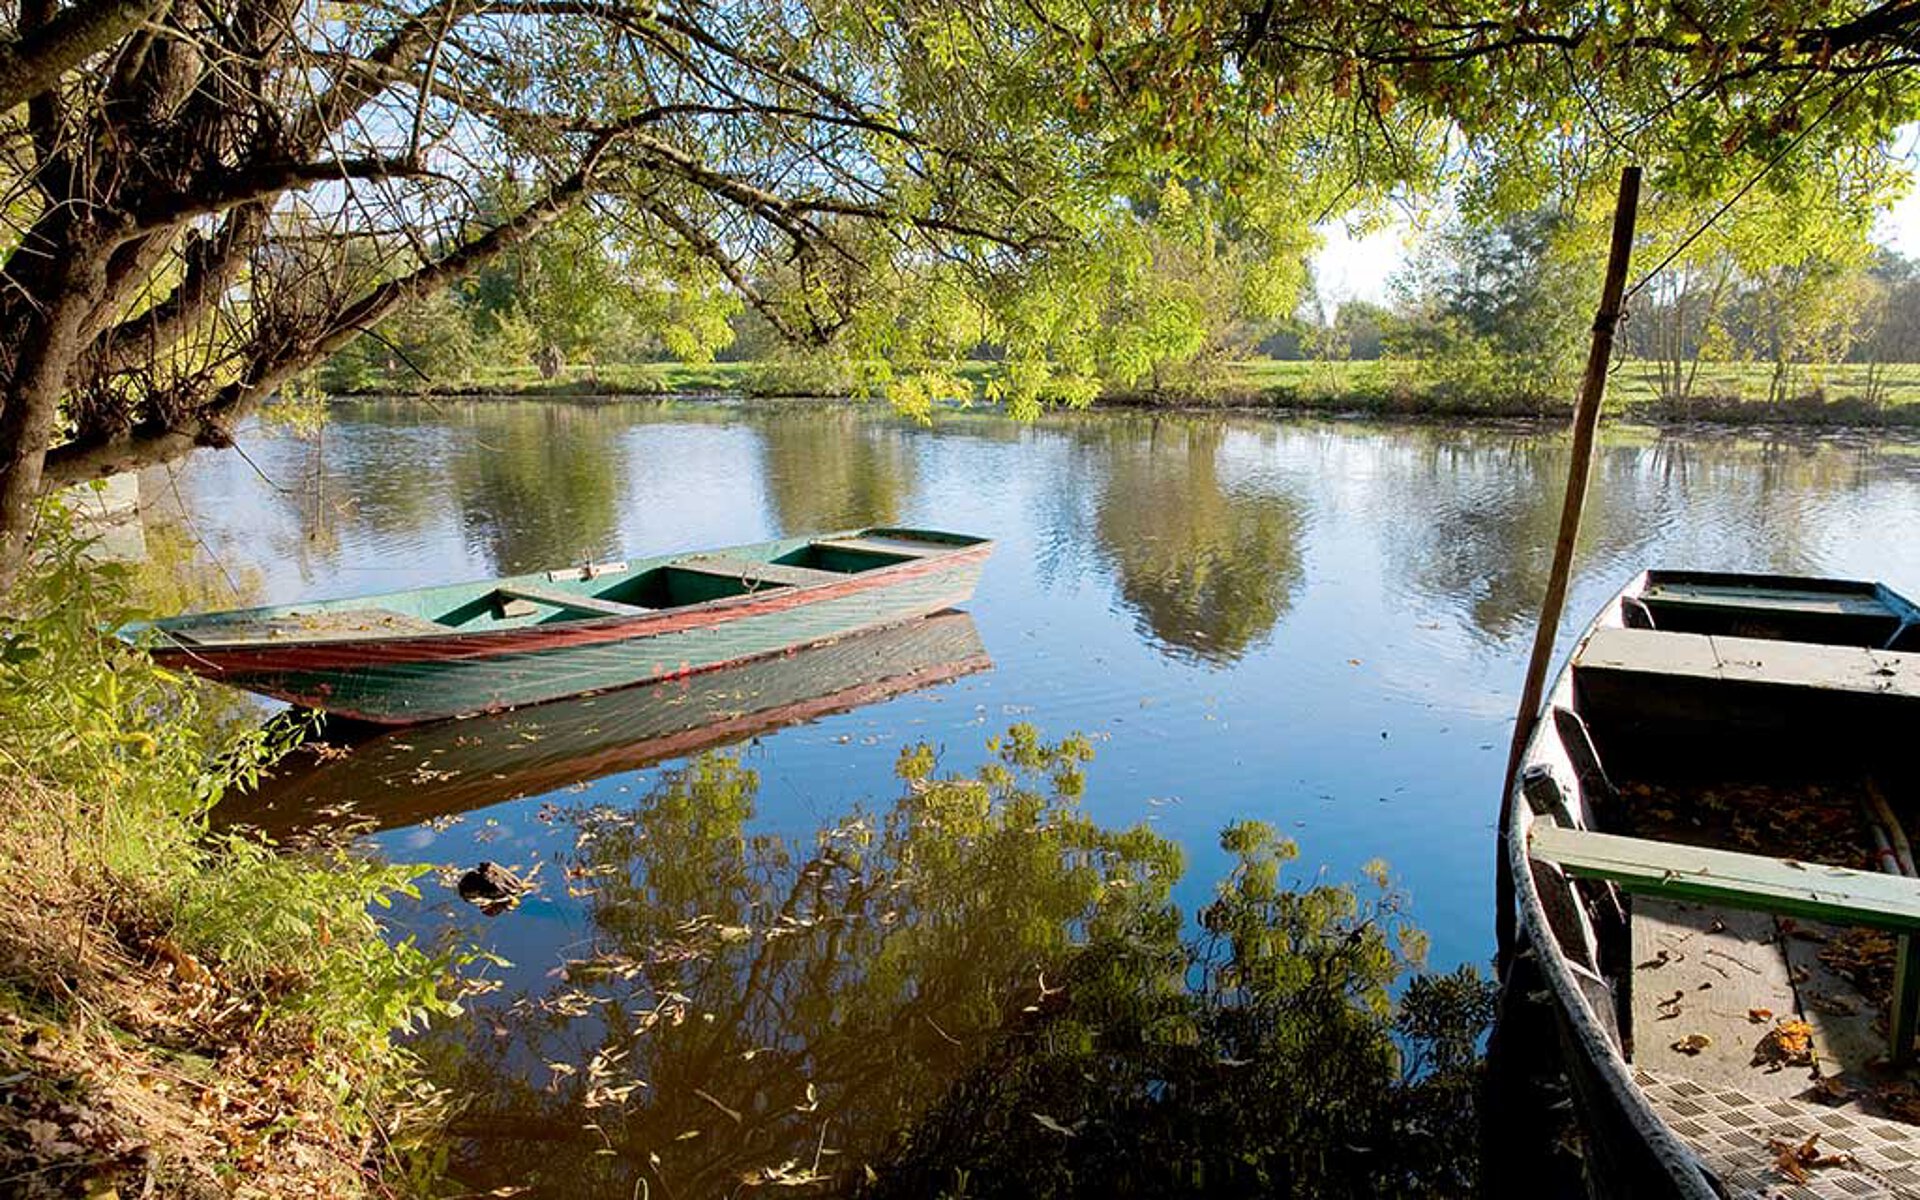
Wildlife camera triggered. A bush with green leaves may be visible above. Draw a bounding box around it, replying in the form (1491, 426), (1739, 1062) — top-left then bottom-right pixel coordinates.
(0, 505), (461, 1074)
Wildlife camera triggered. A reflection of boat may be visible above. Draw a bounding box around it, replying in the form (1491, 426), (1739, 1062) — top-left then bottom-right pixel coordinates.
(219, 611), (991, 836)
(126, 528), (991, 723)
(1505, 571), (1920, 1197)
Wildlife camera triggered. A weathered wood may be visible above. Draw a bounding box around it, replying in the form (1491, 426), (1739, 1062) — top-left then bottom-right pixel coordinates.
(1629, 900), (1808, 1096)
(676, 555), (844, 589)
(1642, 582), (1892, 620)
(1531, 823), (1920, 932)
(1774, 918), (1905, 1087)
(1577, 627), (1920, 700)
(181, 607), (448, 645)
(134, 526), (993, 723)
(813, 535), (949, 558)
(494, 585), (649, 618)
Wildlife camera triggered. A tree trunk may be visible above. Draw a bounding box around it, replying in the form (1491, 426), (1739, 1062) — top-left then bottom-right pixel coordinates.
(0, 239), (108, 596)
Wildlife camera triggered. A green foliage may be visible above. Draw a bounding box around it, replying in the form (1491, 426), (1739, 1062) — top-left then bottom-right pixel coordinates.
(0, 509), (461, 1073)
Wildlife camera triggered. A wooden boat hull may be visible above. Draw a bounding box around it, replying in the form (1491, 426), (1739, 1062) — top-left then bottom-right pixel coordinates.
(1501, 570), (1920, 1198)
(134, 528), (990, 723)
(218, 610), (991, 837)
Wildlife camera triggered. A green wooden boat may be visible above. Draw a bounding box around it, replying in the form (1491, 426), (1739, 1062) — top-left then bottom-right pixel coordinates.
(126, 527), (991, 724)
(1501, 570), (1920, 1198)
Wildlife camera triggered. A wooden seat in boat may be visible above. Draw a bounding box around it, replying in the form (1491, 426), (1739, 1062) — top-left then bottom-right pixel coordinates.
(676, 555), (843, 589)
(1641, 580), (1895, 620)
(812, 534), (949, 558)
(1577, 627), (1920, 699)
(494, 584), (650, 618)
(1531, 819), (1920, 1062)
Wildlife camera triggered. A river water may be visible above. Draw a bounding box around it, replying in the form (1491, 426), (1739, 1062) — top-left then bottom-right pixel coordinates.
(155, 398), (1920, 1192)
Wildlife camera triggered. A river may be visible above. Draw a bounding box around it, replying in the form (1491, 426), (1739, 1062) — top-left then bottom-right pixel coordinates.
(152, 398), (1920, 1193)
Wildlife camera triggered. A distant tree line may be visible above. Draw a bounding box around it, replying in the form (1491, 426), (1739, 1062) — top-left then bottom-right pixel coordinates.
(327, 190), (1920, 412)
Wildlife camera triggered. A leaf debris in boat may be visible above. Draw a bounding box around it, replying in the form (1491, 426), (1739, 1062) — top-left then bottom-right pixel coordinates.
(1670, 1034), (1711, 1055)
(1767, 1133), (1855, 1184)
(1752, 1019), (1817, 1071)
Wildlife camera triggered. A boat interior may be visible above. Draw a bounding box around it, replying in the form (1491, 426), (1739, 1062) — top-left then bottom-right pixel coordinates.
(147, 529), (980, 647)
(1519, 571), (1920, 1195)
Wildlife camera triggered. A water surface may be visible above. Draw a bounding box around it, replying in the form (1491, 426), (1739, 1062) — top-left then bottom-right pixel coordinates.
(156, 400), (1920, 1190)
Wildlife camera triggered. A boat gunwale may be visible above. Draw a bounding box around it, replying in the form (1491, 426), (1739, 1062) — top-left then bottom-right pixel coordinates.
(137, 527), (991, 668)
(1506, 568), (1740, 1200)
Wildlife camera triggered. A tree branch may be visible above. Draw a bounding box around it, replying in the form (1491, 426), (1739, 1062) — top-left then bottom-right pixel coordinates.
(41, 141), (609, 489)
(116, 156), (433, 241)
(0, 0), (168, 111)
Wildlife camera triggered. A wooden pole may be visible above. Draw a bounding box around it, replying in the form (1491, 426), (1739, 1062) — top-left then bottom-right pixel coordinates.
(1494, 165), (1642, 977)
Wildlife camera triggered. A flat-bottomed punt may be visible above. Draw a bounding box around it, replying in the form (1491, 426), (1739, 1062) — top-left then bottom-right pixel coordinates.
(128, 528), (991, 724)
(1506, 570), (1920, 1198)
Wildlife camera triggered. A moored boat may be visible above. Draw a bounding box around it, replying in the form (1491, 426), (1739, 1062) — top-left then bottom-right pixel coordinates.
(1505, 570), (1920, 1197)
(126, 527), (991, 723)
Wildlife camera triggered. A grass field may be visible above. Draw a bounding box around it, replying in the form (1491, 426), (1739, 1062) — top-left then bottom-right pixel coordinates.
(338, 358), (1920, 425)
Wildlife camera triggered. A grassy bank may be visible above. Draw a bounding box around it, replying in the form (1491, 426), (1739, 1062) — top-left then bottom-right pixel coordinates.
(0, 515), (455, 1198)
(329, 358), (1920, 426)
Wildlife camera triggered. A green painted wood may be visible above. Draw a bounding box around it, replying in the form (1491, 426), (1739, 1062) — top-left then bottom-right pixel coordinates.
(1642, 582), (1892, 619)
(163, 607), (447, 645)
(132, 526), (993, 645)
(814, 535), (945, 558)
(204, 553), (985, 721)
(1529, 822), (1920, 931)
(678, 556), (844, 588)
(494, 584), (649, 617)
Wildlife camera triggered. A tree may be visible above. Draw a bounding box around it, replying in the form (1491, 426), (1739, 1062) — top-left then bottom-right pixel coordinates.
(0, 0), (1134, 588)
(1853, 251), (1920, 404)
(1389, 209), (1591, 404)
(8, 0), (1920, 589)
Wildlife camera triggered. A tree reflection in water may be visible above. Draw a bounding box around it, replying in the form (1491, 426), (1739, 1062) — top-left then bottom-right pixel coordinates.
(425, 729), (1491, 1198)
(1092, 419), (1308, 666)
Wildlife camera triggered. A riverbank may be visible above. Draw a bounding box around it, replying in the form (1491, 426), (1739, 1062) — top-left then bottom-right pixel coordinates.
(325, 359), (1920, 427)
(0, 520), (454, 1198)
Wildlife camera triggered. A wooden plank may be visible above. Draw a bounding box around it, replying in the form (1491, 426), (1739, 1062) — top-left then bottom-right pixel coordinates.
(676, 555), (844, 589)
(1578, 626), (1723, 677)
(1576, 627), (1920, 700)
(1643, 582), (1891, 620)
(813, 535), (948, 559)
(1529, 823), (1920, 931)
(495, 585), (650, 618)
(182, 607), (447, 645)
(1629, 900), (1808, 1097)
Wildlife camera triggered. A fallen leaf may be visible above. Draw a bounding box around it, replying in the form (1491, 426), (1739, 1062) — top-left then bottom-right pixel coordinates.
(1753, 1019), (1816, 1071)
(1670, 1034), (1711, 1056)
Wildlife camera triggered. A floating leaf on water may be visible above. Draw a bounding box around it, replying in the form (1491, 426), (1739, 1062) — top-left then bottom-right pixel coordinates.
(1031, 1113), (1078, 1137)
